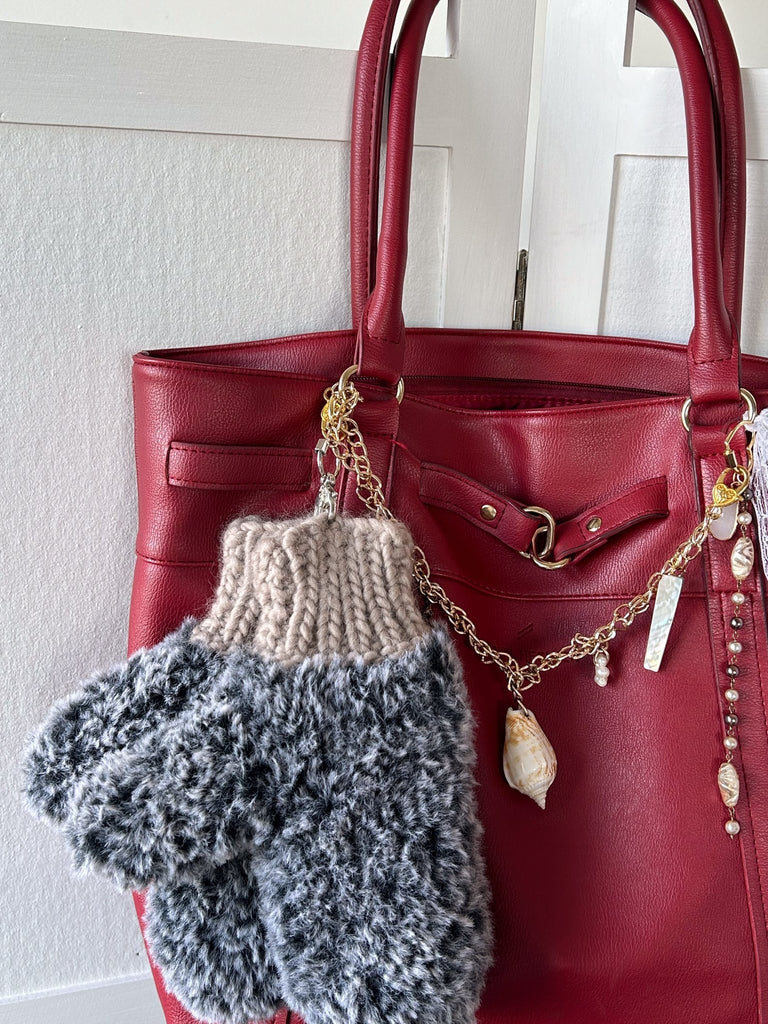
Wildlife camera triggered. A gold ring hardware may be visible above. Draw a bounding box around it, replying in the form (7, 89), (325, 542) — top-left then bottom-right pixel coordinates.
(336, 363), (405, 404)
(520, 505), (572, 570)
(681, 387), (756, 433)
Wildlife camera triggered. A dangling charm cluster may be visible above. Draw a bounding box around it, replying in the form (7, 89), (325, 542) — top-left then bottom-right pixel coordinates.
(321, 366), (763, 813)
(715, 505), (755, 837)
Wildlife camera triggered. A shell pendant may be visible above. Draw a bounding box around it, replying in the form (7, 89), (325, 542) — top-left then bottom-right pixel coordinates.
(503, 708), (558, 809)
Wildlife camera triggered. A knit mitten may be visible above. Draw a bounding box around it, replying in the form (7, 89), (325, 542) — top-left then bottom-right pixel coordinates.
(23, 617), (284, 1023)
(24, 618), (212, 826)
(26, 514), (493, 1024)
(144, 860), (283, 1024)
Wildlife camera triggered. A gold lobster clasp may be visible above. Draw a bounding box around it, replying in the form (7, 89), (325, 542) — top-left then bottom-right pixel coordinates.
(712, 466), (750, 508)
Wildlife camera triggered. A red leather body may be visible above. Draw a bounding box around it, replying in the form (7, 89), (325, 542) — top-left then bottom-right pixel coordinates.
(130, 330), (768, 1024)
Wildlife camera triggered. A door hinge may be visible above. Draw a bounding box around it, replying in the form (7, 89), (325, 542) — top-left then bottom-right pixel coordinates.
(512, 248), (528, 330)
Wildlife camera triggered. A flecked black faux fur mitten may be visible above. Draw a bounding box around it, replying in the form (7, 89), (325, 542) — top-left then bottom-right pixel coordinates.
(24, 515), (493, 1024)
(24, 617), (284, 1024)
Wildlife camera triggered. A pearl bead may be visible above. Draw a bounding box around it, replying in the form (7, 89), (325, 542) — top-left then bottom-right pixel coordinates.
(738, 512), (753, 526)
(725, 819), (741, 836)
(731, 617), (744, 630)
(724, 735), (739, 750)
(725, 713), (739, 726)
(594, 675), (609, 688)
(728, 641), (743, 654)
(732, 591), (747, 605)
(725, 688), (740, 702)
(595, 654), (609, 668)
(726, 664), (740, 678)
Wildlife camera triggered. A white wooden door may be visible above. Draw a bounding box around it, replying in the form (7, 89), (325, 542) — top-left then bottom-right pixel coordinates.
(525, 0), (768, 357)
(0, 3), (535, 1020)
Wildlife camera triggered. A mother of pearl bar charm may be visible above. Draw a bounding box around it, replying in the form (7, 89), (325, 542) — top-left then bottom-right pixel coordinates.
(644, 573), (684, 672)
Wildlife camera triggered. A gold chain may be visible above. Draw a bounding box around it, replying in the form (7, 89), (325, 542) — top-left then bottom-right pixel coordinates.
(320, 377), (727, 702)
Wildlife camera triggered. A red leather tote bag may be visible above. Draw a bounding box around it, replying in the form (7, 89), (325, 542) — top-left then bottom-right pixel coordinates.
(129, 1), (768, 1021)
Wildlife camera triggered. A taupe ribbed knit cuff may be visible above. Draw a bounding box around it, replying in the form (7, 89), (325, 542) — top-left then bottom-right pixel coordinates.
(192, 515), (431, 665)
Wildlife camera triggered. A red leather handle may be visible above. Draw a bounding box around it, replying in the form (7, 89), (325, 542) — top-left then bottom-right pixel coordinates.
(350, 0), (745, 336)
(639, 0), (739, 403)
(351, 0), (742, 407)
(687, 0), (746, 329)
(350, 0), (409, 333)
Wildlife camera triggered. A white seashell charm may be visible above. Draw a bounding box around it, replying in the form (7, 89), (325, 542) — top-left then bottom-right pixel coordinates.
(503, 708), (557, 809)
(717, 762), (740, 808)
(731, 537), (755, 581)
(709, 502), (739, 541)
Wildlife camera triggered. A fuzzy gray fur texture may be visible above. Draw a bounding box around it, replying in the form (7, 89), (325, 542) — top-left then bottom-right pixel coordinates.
(145, 860), (283, 1024)
(24, 620), (211, 825)
(25, 624), (492, 1024)
(23, 620), (284, 1022)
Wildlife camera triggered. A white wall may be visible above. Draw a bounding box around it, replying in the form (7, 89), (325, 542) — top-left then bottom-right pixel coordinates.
(0, 23), (448, 1024)
(4, 0), (763, 66)
(602, 157), (768, 351)
(0, 0), (449, 53)
(632, 0), (768, 67)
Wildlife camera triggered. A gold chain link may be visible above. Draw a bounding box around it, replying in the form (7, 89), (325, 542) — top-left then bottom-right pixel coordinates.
(321, 378), (720, 703)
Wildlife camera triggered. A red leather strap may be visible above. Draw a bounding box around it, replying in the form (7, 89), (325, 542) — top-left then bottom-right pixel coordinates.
(350, 0), (741, 407)
(638, 0), (739, 405)
(350, 0), (407, 332)
(687, 0), (746, 330)
(419, 463), (669, 564)
(358, 0), (437, 386)
(551, 477), (670, 563)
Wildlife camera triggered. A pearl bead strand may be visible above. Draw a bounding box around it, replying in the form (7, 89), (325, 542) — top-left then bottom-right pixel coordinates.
(717, 507), (754, 838)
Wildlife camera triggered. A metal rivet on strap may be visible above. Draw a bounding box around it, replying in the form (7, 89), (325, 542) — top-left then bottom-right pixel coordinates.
(481, 504), (498, 521)
(586, 516), (602, 533)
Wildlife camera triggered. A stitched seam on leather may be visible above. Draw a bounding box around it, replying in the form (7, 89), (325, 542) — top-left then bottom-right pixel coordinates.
(135, 552), (216, 568)
(364, 12), (384, 310)
(427, 565), (707, 601)
(168, 476), (309, 490)
(137, 360), (337, 381)
(406, 391), (678, 420)
(171, 444), (308, 459)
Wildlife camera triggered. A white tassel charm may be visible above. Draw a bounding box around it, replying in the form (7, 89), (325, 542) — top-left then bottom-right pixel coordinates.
(746, 409), (768, 580)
